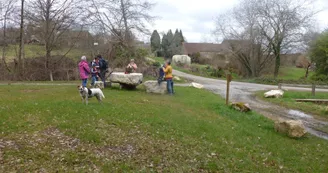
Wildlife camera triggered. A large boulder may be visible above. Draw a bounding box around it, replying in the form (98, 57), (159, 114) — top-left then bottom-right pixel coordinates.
(172, 55), (191, 66)
(274, 119), (307, 138)
(264, 90), (284, 98)
(231, 102), (251, 112)
(144, 80), (167, 94)
(109, 72), (143, 86)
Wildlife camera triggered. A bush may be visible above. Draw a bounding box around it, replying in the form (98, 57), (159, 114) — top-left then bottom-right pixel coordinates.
(310, 31), (328, 80)
(0, 56), (78, 81)
(190, 52), (201, 63)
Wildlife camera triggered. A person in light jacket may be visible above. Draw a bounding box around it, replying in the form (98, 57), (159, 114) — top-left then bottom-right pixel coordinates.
(78, 56), (90, 87)
(163, 61), (174, 95)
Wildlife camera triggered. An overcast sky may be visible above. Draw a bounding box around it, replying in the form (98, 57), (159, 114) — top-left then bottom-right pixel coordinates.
(146, 0), (328, 43)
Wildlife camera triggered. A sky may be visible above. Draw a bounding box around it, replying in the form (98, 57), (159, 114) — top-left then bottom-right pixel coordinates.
(146, 0), (328, 43)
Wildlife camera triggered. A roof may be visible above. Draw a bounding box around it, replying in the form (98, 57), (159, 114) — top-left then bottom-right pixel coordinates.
(182, 42), (223, 55)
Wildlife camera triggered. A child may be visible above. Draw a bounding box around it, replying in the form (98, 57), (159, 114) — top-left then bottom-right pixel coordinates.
(91, 64), (99, 87)
(158, 64), (166, 84)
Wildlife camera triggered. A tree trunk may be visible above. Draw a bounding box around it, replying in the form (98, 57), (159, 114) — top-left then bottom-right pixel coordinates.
(2, 15), (11, 72)
(273, 46), (281, 79)
(120, 0), (129, 42)
(18, 0), (25, 78)
(305, 64), (311, 79)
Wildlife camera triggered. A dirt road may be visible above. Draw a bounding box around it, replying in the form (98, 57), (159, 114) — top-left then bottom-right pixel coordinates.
(173, 70), (328, 140)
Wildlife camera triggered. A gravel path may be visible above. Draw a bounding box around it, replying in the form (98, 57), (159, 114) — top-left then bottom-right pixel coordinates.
(173, 70), (328, 140)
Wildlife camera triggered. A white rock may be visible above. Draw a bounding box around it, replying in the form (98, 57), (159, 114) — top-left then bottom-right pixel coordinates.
(264, 90), (284, 98)
(190, 82), (204, 89)
(274, 119), (307, 138)
(172, 55), (191, 66)
(144, 80), (167, 94)
(109, 72), (143, 86)
(173, 76), (181, 81)
(94, 81), (104, 89)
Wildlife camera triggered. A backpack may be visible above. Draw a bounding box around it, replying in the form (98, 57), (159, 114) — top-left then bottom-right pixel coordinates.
(158, 66), (165, 84)
(159, 67), (165, 78)
(99, 58), (108, 70)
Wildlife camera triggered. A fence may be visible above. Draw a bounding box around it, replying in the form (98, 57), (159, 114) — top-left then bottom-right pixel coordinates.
(278, 83), (328, 96)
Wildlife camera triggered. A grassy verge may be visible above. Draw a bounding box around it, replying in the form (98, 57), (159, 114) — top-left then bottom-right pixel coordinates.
(256, 91), (328, 120)
(0, 85), (327, 172)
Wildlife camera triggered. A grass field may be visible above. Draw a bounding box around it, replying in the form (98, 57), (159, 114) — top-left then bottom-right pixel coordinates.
(1, 44), (91, 61)
(256, 91), (328, 120)
(264, 66), (314, 80)
(0, 84), (327, 172)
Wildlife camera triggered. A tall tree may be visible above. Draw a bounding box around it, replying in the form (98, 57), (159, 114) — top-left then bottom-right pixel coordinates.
(215, 0), (275, 77)
(255, 0), (317, 78)
(166, 29), (173, 44)
(18, 0), (25, 77)
(161, 33), (170, 58)
(0, 0), (17, 72)
(150, 30), (161, 54)
(171, 29), (183, 55)
(26, 0), (85, 81)
(179, 29), (185, 42)
(215, 0), (318, 78)
(89, 0), (155, 61)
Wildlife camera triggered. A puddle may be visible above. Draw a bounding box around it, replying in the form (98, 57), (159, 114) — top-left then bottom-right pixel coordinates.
(288, 110), (313, 119)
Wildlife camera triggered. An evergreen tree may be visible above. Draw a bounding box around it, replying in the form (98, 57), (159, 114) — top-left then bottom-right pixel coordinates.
(167, 30), (174, 44)
(161, 34), (170, 58)
(179, 29), (185, 42)
(171, 29), (183, 55)
(150, 30), (161, 54)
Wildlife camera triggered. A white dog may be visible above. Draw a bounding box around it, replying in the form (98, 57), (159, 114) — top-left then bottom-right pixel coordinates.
(78, 86), (105, 105)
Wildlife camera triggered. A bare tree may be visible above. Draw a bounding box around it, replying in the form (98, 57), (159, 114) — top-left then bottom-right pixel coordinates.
(25, 0), (86, 81)
(88, 0), (155, 59)
(215, 1), (273, 77)
(0, 0), (17, 72)
(215, 0), (318, 78)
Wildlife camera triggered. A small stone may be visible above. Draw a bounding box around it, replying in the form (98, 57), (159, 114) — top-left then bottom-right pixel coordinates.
(231, 102), (252, 112)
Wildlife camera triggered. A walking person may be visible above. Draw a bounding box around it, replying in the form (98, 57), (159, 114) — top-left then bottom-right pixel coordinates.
(163, 61), (174, 95)
(78, 56), (90, 87)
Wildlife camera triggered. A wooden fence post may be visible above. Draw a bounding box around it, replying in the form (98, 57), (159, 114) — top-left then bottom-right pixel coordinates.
(278, 83), (282, 90)
(312, 84), (316, 96)
(226, 73), (232, 105)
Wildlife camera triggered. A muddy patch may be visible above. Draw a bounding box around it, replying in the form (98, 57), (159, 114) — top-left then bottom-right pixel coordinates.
(288, 110), (313, 119)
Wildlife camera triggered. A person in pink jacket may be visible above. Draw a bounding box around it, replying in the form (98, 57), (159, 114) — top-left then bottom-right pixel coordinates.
(78, 56), (90, 87)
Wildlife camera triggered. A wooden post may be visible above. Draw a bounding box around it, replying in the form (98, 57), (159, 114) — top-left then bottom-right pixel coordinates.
(226, 73), (232, 105)
(278, 83), (282, 90)
(312, 84), (316, 96)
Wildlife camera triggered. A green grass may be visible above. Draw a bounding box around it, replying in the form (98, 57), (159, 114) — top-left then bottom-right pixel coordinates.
(264, 66), (314, 80)
(0, 85), (327, 172)
(1, 44), (90, 60)
(256, 91), (328, 120)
